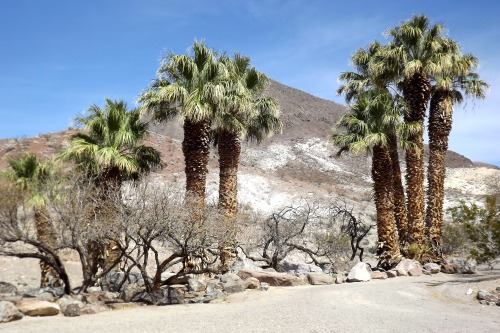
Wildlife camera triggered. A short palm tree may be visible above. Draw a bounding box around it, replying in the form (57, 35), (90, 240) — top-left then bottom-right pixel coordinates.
(214, 53), (281, 219)
(60, 99), (162, 273)
(383, 15), (454, 246)
(139, 41), (227, 204)
(4, 153), (59, 287)
(331, 92), (407, 266)
(425, 51), (488, 258)
(338, 42), (409, 246)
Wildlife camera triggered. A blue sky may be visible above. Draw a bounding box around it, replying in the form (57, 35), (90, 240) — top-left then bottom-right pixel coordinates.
(1, 0), (499, 165)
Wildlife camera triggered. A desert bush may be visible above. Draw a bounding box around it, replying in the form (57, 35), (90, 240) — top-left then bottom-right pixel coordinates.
(446, 196), (500, 267)
(112, 177), (237, 292)
(239, 199), (372, 273)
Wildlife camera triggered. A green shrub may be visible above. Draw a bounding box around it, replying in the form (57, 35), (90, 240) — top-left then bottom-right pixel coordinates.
(447, 196), (500, 266)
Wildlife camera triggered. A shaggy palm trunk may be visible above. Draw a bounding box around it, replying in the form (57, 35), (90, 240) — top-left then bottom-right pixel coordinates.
(183, 119), (211, 205)
(402, 73), (431, 247)
(372, 144), (400, 268)
(217, 129), (241, 273)
(218, 129), (240, 218)
(389, 135), (408, 248)
(425, 88), (452, 261)
(34, 206), (59, 287)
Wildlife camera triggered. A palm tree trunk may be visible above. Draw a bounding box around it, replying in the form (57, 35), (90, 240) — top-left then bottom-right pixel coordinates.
(402, 73), (431, 247)
(34, 206), (59, 287)
(372, 144), (400, 268)
(218, 129), (240, 218)
(388, 134), (408, 248)
(182, 119), (211, 204)
(425, 88), (452, 261)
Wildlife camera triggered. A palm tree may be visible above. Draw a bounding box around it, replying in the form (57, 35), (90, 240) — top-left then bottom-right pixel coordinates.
(214, 54), (281, 219)
(425, 51), (488, 258)
(383, 15), (453, 246)
(4, 153), (59, 287)
(331, 93), (406, 266)
(337, 42), (409, 246)
(60, 99), (162, 273)
(139, 41), (227, 204)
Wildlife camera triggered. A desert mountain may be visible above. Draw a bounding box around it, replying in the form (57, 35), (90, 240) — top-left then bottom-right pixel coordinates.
(1, 80), (499, 218)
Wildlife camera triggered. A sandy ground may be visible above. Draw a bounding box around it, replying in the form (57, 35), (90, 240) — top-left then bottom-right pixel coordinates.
(1, 256), (499, 333)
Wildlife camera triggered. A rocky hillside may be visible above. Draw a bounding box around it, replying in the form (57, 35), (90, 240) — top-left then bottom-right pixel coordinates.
(1, 80), (499, 219)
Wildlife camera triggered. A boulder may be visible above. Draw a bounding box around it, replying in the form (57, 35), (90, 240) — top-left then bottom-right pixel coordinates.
(446, 258), (477, 274)
(220, 273), (246, 294)
(16, 299), (60, 316)
(347, 262), (371, 282)
(22, 287), (64, 300)
(408, 267), (423, 277)
(0, 301), (23, 323)
(441, 264), (456, 274)
(477, 290), (498, 303)
(120, 283), (144, 303)
(100, 272), (144, 292)
(423, 263), (441, 274)
(244, 277), (261, 289)
(0, 282), (18, 295)
(386, 270), (397, 278)
(58, 297), (83, 317)
(188, 278), (207, 292)
(395, 259), (421, 277)
(307, 273), (334, 285)
(295, 263), (323, 276)
(132, 285), (185, 305)
(370, 271), (388, 280)
(335, 274), (345, 284)
(237, 269), (306, 287)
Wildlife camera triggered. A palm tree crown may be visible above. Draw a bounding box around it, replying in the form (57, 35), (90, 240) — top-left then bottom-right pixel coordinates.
(61, 98), (161, 183)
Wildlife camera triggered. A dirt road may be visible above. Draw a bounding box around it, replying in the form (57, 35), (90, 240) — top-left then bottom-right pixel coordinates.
(1, 271), (499, 333)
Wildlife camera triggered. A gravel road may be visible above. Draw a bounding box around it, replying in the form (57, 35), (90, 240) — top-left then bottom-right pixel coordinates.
(1, 271), (499, 333)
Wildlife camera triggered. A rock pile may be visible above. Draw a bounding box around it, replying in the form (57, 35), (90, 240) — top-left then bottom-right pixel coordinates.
(0, 256), (493, 324)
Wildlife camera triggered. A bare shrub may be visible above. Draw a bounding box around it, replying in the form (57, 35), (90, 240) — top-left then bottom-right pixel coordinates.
(110, 177), (238, 292)
(239, 199), (372, 273)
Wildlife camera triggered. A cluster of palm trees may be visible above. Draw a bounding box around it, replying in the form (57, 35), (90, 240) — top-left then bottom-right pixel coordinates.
(331, 15), (488, 265)
(2, 41), (281, 286)
(138, 41), (282, 219)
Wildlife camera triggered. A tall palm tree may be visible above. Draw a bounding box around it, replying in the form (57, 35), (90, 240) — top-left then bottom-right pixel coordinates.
(60, 99), (162, 273)
(139, 41), (227, 204)
(214, 54), (281, 219)
(337, 42), (409, 246)
(4, 153), (59, 287)
(331, 93), (408, 266)
(383, 15), (453, 246)
(425, 51), (488, 258)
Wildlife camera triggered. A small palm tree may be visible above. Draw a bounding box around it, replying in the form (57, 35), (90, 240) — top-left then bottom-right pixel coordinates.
(425, 51), (488, 259)
(60, 99), (162, 273)
(214, 53), (281, 219)
(4, 153), (59, 287)
(382, 15), (454, 246)
(331, 93), (411, 266)
(139, 41), (227, 204)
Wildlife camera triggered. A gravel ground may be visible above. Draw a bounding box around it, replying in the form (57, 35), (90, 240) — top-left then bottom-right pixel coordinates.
(1, 268), (499, 333)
